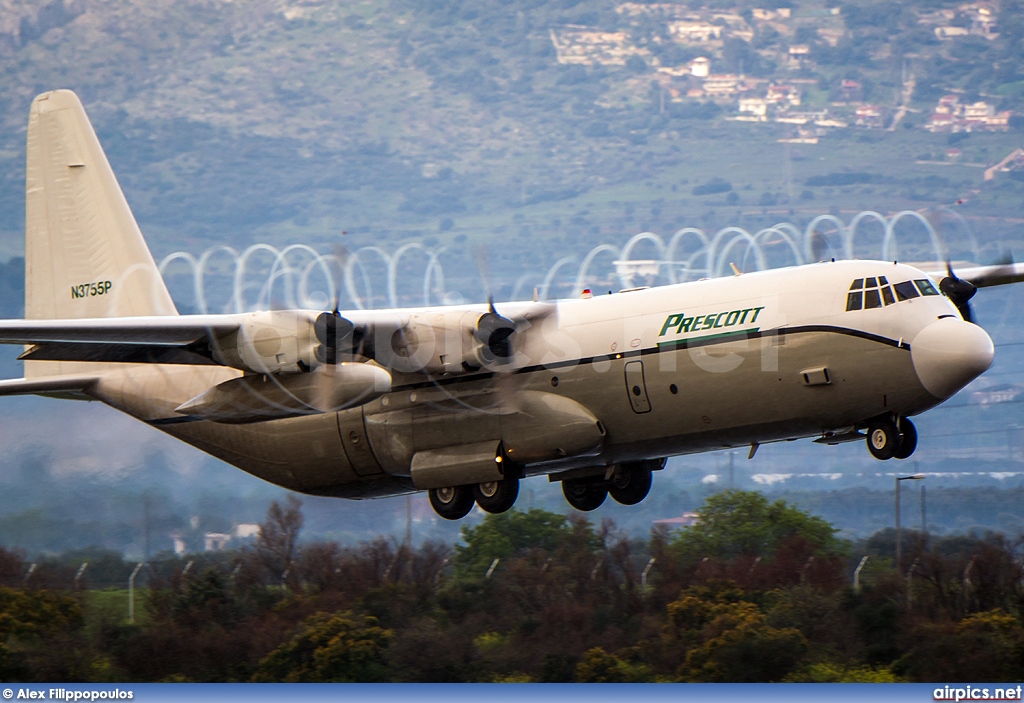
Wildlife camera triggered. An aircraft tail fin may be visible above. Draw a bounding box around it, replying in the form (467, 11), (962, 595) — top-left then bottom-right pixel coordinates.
(24, 90), (177, 376)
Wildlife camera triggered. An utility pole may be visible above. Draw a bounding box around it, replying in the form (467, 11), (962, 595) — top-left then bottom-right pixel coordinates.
(896, 474), (925, 571)
(143, 495), (151, 563)
(920, 483), (927, 548)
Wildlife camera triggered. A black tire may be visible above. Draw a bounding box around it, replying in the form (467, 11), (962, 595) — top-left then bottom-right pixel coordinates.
(473, 478), (519, 514)
(866, 418), (899, 460)
(429, 485), (475, 520)
(562, 478), (608, 511)
(608, 464), (653, 506)
(892, 418), (918, 460)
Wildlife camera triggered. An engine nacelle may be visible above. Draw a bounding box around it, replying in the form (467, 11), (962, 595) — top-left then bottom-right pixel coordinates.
(211, 310), (319, 374)
(375, 310), (518, 374)
(175, 362), (391, 423)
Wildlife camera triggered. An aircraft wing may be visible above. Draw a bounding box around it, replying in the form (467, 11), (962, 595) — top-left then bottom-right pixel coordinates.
(0, 315), (243, 345)
(925, 262), (1024, 288)
(0, 314), (247, 366)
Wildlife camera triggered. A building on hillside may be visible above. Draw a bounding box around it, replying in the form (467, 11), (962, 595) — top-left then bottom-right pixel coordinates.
(788, 44), (811, 68)
(703, 74), (740, 95)
(766, 84), (801, 106)
(818, 27), (845, 46)
(935, 94), (960, 114)
(550, 26), (648, 66)
(669, 20), (722, 42)
(840, 79), (863, 101)
(855, 104), (883, 128)
(739, 97), (769, 119)
(690, 56), (710, 77)
(653, 512), (701, 528)
(615, 3), (693, 19)
(935, 26), (970, 39)
(204, 532), (232, 552)
(925, 96), (1011, 132)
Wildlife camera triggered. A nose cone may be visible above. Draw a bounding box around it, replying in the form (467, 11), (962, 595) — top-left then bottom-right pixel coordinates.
(911, 318), (994, 399)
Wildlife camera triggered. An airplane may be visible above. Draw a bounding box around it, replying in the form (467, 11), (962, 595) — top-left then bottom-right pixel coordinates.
(0, 89), (1021, 521)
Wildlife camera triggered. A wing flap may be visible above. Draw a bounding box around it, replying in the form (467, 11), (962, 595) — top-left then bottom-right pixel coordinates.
(19, 341), (217, 365)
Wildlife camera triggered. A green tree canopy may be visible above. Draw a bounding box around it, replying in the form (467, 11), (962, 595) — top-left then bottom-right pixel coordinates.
(671, 490), (841, 565)
(252, 612), (392, 682)
(455, 509), (575, 578)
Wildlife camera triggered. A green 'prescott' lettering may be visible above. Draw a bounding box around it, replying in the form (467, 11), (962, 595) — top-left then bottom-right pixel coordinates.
(658, 306), (765, 338)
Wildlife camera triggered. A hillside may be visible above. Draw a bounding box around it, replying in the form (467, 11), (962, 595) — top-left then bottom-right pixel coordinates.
(0, 0), (1023, 274)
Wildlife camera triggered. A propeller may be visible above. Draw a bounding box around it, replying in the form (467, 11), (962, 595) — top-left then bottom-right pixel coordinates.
(939, 261), (978, 323)
(475, 296), (517, 363)
(312, 243), (359, 364)
(939, 253), (1015, 324)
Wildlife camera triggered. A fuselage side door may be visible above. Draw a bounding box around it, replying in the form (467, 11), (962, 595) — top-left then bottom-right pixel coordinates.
(624, 359), (652, 414)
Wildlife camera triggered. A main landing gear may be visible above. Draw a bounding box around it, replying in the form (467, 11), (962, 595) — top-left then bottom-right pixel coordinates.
(562, 460), (657, 512)
(866, 416), (918, 460)
(428, 476), (521, 521)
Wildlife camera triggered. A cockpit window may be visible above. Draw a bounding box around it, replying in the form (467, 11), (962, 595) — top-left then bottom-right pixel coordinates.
(864, 288), (882, 309)
(893, 281), (920, 301)
(915, 279), (940, 296)
(848, 277), (913, 311)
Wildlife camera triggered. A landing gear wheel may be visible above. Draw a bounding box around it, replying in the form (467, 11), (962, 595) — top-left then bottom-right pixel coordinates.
(562, 478), (608, 512)
(429, 485), (475, 520)
(866, 418), (900, 460)
(892, 418), (918, 460)
(608, 464), (653, 505)
(473, 478), (519, 514)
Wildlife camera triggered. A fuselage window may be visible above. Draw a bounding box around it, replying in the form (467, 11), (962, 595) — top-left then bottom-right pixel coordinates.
(914, 279), (940, 296)
(878, 275), (889, 285)
(881, 285), (895, 306)
(865, 277), (877, 287)
(893, 281), (920, 301)
(864, 288), (882, 309)
(846, 291), (863, 311)
(850, 278), (864, 290)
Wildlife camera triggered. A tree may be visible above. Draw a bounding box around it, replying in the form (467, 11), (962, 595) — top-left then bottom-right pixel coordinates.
(454, 509), (575, 578)
(0, 586), (84, 679)
(671, 490), (841, 566)
(896, 610), (1024, 682)
(254, 496), (303, 588)
(252, 612), (392, 682)
(575, 647), (651, 682)
(665, 586), (807, 682)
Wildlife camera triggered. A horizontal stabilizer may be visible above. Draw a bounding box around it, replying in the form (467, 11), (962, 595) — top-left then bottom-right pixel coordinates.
(0, 374), (97, 397)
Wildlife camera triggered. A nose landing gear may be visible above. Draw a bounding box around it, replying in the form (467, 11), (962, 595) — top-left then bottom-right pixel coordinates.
(866, 416), (917, 460)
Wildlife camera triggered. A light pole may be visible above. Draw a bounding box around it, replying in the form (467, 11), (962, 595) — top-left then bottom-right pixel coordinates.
(896, 474), (925, 571)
